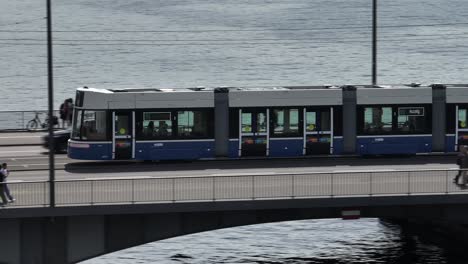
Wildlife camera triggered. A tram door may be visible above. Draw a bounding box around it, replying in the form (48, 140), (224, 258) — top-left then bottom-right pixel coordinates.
(304, 108), (333, 155)
(113, 111), (134, 160)
(457, 106), (468, 150)
(240, 109), (268, 157)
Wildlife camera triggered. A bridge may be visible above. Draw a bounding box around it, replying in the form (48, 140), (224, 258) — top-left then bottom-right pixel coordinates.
(1, 168), (468, 263)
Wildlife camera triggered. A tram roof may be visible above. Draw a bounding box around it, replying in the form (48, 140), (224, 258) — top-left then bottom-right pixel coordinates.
(75, 84), (468, 109)
(76, 85), (346, 94)
(77, 83), (468, 94)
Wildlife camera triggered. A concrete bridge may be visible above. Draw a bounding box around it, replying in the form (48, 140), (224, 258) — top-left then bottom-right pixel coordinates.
(1, 168), (468, 263)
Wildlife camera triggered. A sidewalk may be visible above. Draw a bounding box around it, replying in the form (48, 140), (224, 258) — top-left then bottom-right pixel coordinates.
(0, 132), (45, 146)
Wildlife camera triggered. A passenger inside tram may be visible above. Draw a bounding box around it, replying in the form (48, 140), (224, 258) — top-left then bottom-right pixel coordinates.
(157, 121), (169, 136)
(145, 121), (155, 136)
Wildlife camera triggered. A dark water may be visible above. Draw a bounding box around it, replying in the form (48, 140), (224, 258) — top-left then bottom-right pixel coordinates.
(1, 0), (468, 110)
(82, 218), (466, 264)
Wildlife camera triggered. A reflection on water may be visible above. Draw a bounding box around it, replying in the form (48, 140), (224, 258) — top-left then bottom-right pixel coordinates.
(82, 218), (464, 264)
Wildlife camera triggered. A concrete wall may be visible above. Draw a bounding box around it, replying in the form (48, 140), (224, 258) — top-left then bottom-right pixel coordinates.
(2, 196), (468, 263)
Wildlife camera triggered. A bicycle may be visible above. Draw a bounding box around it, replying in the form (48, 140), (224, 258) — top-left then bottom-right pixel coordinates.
(26, 112), (58, 131)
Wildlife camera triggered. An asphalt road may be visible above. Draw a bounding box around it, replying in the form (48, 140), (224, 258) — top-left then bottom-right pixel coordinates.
(0, 144), (458, 182)
(0, 132), (459, 181)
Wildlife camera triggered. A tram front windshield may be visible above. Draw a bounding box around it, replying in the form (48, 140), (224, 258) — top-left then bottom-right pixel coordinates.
(72, 110), (108, 140)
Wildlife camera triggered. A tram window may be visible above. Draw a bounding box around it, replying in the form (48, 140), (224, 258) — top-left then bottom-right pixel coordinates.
(257, 112), (267, 133)
(241, 113), (252, 133)
(459, 109), (468, 129)
(72, 110), (83, 139)
(272, 109), (299, 136)
(177, 111), (210, 138)
(114, 114), (130, 136)
(321, 111), (331, 131)
(364, 107), (392, 133)
(141, 112), (172, 138)
(82, 111), (107, 140)
(229, 109), (239, 138)
(305, 112), (317, 132)
(397, 107), (425, 133)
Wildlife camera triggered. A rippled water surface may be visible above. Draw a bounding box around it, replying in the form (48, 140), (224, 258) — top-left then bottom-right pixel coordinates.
(82, 219), (462, 264)
(1, 0), (468, 110)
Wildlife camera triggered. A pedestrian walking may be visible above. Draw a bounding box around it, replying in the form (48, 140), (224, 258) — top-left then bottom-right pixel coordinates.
(65, 98), (74, 127)
(0, 166), (8, 206)
(1, 163), (15, 202)
(453, 145), (467, 184)
(59, 99), (67, 128)
(459, 148), (468, 186)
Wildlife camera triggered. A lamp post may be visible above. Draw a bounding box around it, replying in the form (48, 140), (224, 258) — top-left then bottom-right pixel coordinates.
(372, 0), (377, 85)
(46, 0), (55, 207)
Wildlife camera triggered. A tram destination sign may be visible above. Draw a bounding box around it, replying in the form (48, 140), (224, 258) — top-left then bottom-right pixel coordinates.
(398, 107), (424, 116)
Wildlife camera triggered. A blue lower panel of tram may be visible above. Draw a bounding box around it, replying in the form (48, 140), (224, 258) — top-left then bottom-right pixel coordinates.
(228, 139), (239, 158)
(68, 142), (113, 160)
(332, 137), (343, 154)
(357, 136), (432, 155)
(228, 137), (344, 157)
(135, 140), (215, 160)
(269, 139), (303, 157)
(445, 135), (456, 152)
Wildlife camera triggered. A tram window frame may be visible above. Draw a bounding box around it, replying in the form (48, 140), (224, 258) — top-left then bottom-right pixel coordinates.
(71, 109), (83, 140)
(446, 104), (456, 134)
(396, 107), (427, 133)
(136, 108), (214, 140)
(137, 110), (174, 140)
(229, 108), (239, 139)
(333, 106), (343, 137)
(176, 109), (214, 139)
(270, 108), (302, 137)
(358, 105), (431, 135)
(72, 109), (110, 141)
(458, 106), (468, 130)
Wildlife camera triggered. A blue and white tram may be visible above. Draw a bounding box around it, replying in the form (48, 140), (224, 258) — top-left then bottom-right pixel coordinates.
(227, 86), (343, 158)
(68, 84), (468, 160)
(68, 87), (215, 160)
(355, 84), (433, 155)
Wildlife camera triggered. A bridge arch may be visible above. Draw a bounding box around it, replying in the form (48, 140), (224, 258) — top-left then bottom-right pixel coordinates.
(3, 194), (468, 264)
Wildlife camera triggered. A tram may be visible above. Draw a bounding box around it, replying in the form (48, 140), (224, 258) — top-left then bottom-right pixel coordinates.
(67, 84), (468, 160)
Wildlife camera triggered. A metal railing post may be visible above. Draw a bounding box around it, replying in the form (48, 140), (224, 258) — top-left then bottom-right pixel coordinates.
(132, 179), (135, 204)
(44, 181), (47, 206)
(446, 170), (449, 194)
(369, 172), (373, 196)
(291, 174), (295, 198)
(407, 171), (411, 195)
(252, 176), (255, 200)
(172, 178), (176, 202)
(90, 180), (94, 205)
(331, 173), (334, 197)
(212, 176), (215, 201)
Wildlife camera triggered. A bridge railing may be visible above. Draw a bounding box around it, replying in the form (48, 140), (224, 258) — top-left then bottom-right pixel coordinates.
(1, 168), (466, 208)
(0, 110), (61, 131)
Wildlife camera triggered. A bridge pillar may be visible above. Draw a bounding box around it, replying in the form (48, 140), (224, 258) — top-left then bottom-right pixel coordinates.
(0, 219), (20, 264)
(0, 217), (68, 264)
(432, 84), (446, 152)
(342, 85), (357, 154)
(68, 216), (105, 263)
(214, 88), (230, 157)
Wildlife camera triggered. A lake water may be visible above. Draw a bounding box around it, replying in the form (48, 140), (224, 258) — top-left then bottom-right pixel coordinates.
(81, 218), (462, 264)
(2, 0), (468, 262)
(1, 0), (468, 110)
